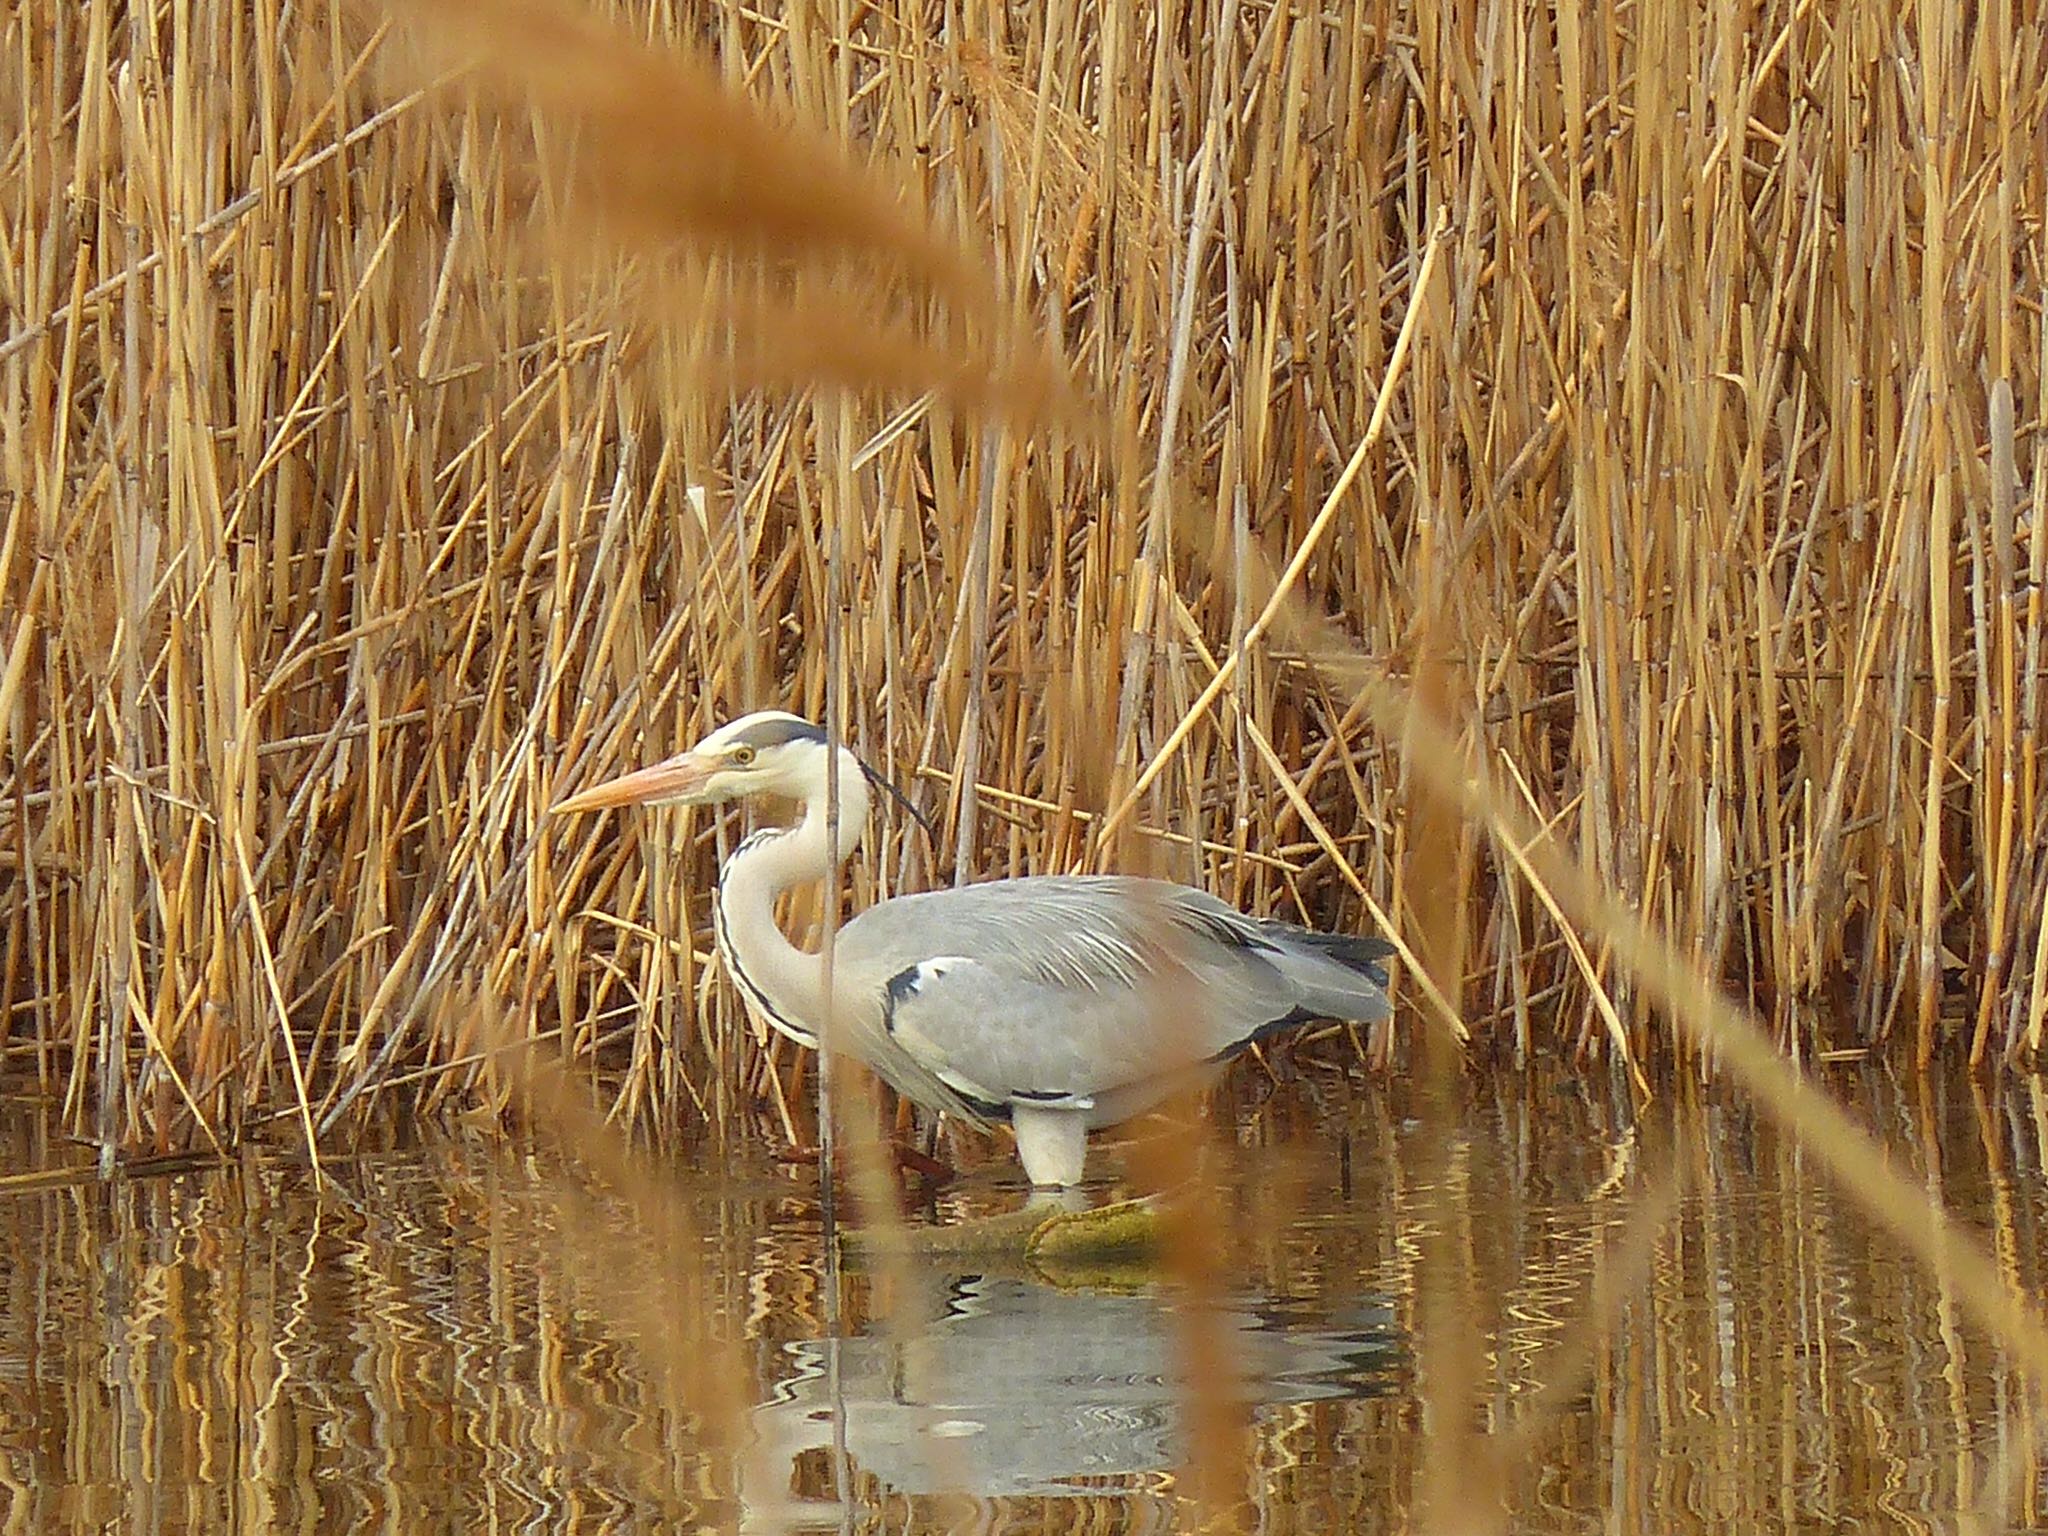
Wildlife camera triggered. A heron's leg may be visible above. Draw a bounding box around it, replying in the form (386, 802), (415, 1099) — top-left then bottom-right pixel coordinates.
(1010, 1106), (1090, 1187)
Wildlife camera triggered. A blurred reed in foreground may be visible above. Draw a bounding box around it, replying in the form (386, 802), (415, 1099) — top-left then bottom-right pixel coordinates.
(3, 0), (2045, 1158)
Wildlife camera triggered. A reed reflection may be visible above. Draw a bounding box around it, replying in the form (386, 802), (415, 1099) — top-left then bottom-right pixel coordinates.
(0, 1067), (2045, 1531)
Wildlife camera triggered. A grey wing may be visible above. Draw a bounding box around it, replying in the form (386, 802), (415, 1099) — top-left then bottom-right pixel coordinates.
(835, 875), (1393, 1121)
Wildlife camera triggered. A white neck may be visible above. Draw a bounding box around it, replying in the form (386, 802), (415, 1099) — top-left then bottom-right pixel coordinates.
(713, 757), (870, 1045)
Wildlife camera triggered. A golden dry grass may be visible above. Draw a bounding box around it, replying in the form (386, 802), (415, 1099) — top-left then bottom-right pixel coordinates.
(4, 0), (2043, 1151)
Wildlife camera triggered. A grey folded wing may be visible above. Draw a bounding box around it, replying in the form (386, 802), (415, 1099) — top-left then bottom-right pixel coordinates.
(835, 875), (1392, 1122)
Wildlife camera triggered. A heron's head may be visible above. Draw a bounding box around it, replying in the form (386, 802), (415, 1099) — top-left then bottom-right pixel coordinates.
(550, 711), (837, 815)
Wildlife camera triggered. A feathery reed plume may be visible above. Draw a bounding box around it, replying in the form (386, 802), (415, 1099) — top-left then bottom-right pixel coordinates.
(388, 0), (1089, 433)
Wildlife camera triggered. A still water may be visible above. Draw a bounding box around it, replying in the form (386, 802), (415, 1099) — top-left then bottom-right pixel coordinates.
(4, 1062), (2048, 1532)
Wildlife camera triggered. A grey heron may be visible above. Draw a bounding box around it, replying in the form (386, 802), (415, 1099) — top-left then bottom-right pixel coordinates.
(552, 710), (1395, 1187)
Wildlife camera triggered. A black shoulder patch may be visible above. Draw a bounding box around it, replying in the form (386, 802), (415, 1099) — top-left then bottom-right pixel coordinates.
(881, 964), (924, 1032)
(884, 966), (920, 1004)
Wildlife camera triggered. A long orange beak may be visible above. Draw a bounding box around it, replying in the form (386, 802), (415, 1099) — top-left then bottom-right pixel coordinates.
(550, 752), (715, 815)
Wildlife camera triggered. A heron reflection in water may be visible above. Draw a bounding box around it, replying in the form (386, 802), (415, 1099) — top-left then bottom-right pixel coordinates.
(553, 711), (1394, 1189)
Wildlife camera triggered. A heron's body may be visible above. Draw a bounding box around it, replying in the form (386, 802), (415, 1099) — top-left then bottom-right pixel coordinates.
(555, 712), (1394, 1186)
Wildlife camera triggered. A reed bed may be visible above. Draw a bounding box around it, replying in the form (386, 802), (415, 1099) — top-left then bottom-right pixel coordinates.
(2, 0), (2045, 1161)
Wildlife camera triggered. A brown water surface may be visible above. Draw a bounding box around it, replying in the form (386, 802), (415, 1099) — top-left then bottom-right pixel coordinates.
(4, 1063), (2047, 1532)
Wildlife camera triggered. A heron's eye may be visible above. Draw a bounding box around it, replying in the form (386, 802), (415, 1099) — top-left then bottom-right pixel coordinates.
(729, 745), (757, 767)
